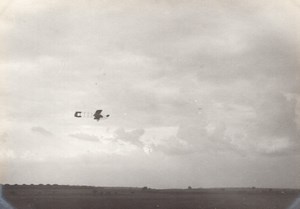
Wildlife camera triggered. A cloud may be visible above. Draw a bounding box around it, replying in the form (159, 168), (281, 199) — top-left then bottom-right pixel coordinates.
(0, 132), (8, 143)
(246, 93), (300, 155)
(151, 92), (300, 156)
(2, 0), (300, 128)
(113, 128), (145, 147)
(31, 126), (53, 137)
(69, 133), (99, 142)
(151, 122), (237, 156)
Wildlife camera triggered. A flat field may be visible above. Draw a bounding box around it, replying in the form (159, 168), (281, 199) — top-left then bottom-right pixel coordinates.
(3, 185), (300, 209)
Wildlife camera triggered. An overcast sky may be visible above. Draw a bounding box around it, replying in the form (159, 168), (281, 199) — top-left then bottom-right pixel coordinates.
(0, 0), (300, 189)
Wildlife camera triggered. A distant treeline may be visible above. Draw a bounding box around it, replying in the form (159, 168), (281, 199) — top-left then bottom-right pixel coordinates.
(2, 184), (300, 194)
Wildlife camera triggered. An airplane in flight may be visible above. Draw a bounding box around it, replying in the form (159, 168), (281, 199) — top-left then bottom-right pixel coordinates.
(74, 110), (110, 121)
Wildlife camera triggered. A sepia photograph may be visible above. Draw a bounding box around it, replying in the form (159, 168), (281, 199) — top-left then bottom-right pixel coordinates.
(0, 0), (300, 208)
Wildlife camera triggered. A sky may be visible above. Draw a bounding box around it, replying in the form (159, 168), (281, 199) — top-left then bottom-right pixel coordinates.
(0, 0), (300, 189)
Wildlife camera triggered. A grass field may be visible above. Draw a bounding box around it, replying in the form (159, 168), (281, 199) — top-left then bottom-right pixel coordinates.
(2, 185), (300, 209)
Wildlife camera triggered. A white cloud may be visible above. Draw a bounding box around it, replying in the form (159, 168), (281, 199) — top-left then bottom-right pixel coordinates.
(113, 128), (145, 147)
(69, 133), (99, 142)
(31, 126), (53, 137)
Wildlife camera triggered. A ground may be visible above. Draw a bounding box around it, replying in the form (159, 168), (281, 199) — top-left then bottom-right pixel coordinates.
(2, 185), (300, 209)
